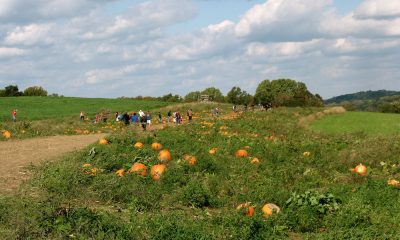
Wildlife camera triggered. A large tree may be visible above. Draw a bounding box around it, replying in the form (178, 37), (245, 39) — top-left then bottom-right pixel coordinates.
(227, 86), (253, 105)
(184, 91), (201, 102)
(201, 87), (225, 102)
(4, 85), (22, 96)
(255, 79), (323, 108)
(23, 86), (48, 96)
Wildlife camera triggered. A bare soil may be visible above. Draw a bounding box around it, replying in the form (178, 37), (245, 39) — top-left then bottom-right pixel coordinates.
(0, 134), (106, 194)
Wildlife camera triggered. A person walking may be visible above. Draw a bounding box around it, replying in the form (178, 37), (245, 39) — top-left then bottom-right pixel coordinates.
(80, 111), (85, 121)
(158, 112), (162, 123)
(11, 109), (17, 122)
(146, 112), (152, 128)
(187, 109), (193, 122)
(167, 110), (171, 125)
(141, 114), (147, 131)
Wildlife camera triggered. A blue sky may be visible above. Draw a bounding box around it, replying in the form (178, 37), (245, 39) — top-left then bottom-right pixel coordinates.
(0, 0), (399, 99)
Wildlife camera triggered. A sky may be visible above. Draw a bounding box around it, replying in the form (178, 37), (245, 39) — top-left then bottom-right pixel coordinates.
(0, 0), (399, 99)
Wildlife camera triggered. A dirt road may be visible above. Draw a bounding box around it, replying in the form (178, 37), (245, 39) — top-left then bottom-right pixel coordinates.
(0, 134), (105, 193)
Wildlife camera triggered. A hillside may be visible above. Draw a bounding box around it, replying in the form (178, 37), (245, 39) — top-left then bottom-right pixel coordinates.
(325, 90), (400, 104)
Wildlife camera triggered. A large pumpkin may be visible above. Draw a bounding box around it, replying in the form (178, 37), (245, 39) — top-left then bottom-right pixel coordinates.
(158, 150), (172, 162)
(351, 163), (367, 176)
(130, 163), (147, 176)
(183, 155), (197, 166)
(2, 130), (11, 139)
(151, 164), (166, 180)
(134, 142), (144, 149)
(235, 149), (248, 158)
(99, 138), (108, 145)
(151, 142), (162, 151)
(262, 203), (280, 218)
(236, 202), (255, 217)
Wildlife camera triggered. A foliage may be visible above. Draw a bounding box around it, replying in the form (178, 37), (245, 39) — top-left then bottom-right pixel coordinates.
(325, 90), (400, 104)
(2, 104), (400, 238)
(201, 87), (225, 102)
(254, 79), (323, 108)
(226, 87), (253, 105)
(23, 86), (48, 96)
(184, 91), (201, 102)
(2, 85), (23, 97)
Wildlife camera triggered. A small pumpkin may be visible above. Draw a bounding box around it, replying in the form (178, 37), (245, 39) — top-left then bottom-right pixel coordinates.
(236, 202), (255, 217)
(351, 163), (367, 176)
(183, 155), (196, 166)
(82, 163), (92, 168)
(158, 150), (172, 162)
(85, 167), (98, 176)
(262, 203), (280, 218)
(99, 138), (108, 145)
(250, 157), (260, 164)
(235, 149), (248, 158)
(151, 142), (162, 151)
(2, 130), (11, 139)
(130, 163), (147, 176)
(116, 169), (125, 177)
(209, 148), (217, 155)
(134, 142), (144, 149)
(388, 179), (400, 187)
(303, 151), (311, 157)
(151, 164), (166, 180)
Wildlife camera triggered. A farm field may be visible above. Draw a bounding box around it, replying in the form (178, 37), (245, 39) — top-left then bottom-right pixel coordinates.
(310, 111), (400, 136)
(0, 97), (171, 140)
(1, 104), (400, 239)
(0, 96), (170, 121)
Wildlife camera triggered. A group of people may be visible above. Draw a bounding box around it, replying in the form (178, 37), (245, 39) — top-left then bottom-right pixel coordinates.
(111, 109), (194, 131)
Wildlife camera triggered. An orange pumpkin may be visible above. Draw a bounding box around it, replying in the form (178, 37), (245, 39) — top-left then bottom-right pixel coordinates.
(158, 150), (172, 162)
(151, 164), (166, 180)
(388, 179), (400, 187)
(209, 148), (217, 155)
(351, 163), (367, 176)
(184, 155), (196, 166)
(82, 163), (92, 168)
(250, 158), (260, 164)
(99, 138), (108, 145)
(134, 142), (144, 149)
(262, 203), (280, 218)
(2, 130), (11, 139)
(235, 149), (248, 158)
(130, 163), (147, 176)
(236, 202), (255, 217)
(84, 167), (98, 176)
(151, 142), (162, 151)
(116, 169), (125, 177)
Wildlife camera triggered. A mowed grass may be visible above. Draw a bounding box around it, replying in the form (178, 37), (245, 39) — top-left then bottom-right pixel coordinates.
(0, 96), (170, 121)
(310, 111), (400, 135)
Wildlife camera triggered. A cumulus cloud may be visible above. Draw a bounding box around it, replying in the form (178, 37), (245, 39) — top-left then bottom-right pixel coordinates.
(4, 24), (54, 46)
(354, 0), (400, 19)
(0, 47), (27, 58)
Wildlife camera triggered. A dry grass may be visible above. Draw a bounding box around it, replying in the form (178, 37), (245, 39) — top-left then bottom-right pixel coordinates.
(299, 107), (346, 128)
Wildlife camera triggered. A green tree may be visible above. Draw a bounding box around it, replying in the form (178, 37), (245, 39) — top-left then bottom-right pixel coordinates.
(227, 87), (254, 105)
(4, 85), (22, 96)
(201, 87), (225, 102)
(255, 79), (322, 108)
(23, 86), (48, 96)
(0, 89), (5, 97)
(184, 91), (201, 102)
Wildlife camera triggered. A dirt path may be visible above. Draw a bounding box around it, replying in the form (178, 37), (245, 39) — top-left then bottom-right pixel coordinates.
(0, 134), (106, 193)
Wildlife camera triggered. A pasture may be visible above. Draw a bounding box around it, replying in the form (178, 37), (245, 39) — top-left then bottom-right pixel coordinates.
(1, 103), (400, 239)
(310, 111), (400, 136)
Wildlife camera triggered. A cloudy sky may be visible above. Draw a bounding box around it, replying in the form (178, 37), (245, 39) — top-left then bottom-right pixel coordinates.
(0, 0), (399, 99)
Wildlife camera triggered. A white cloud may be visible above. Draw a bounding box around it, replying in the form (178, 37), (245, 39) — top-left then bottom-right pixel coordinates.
(4, 24), (54, 45)
(354, 0), (400, 19)
(0, 47), (27, 58)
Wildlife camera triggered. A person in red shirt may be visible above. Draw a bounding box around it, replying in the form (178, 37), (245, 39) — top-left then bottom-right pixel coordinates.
(11, 109), (17, 122)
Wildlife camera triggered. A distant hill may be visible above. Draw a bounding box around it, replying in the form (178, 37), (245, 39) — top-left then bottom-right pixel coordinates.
(325, 90), (400, 104)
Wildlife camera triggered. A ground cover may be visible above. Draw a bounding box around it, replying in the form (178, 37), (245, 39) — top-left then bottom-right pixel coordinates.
(0, 96), (169, 121)
(310, 111), (400, 135)
(1, 105), (400, 239)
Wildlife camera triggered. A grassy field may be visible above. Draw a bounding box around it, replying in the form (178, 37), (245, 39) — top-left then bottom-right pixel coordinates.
(1, 105), (400, 239)
(0, 96), (170, 121)
(310, 111), (400, 135)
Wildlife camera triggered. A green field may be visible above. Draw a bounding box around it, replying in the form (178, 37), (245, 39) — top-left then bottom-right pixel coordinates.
(1, 106), (400, 239)
(0, 96), (170, 121)
(310, 111), (400, 135)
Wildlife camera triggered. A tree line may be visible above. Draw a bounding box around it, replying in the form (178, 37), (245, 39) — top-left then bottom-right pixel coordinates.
(2, 78), (324, 108)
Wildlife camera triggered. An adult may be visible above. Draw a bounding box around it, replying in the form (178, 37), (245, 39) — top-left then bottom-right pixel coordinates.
(11, 109), (17, 122)
(123, 112), (130, 125)
(141, 114), (147, 131)
(80, 111), (85, 121)
(131, 113), (138, 124)
(115, 112), (119, 121)
(176, 112), (181, 124)
(167, 110), (172, 124)
(187, 109), (193, 122)
(146, 112), (152, 127)
(158, 112), (162, 123)
(139, 110), (145, 118)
